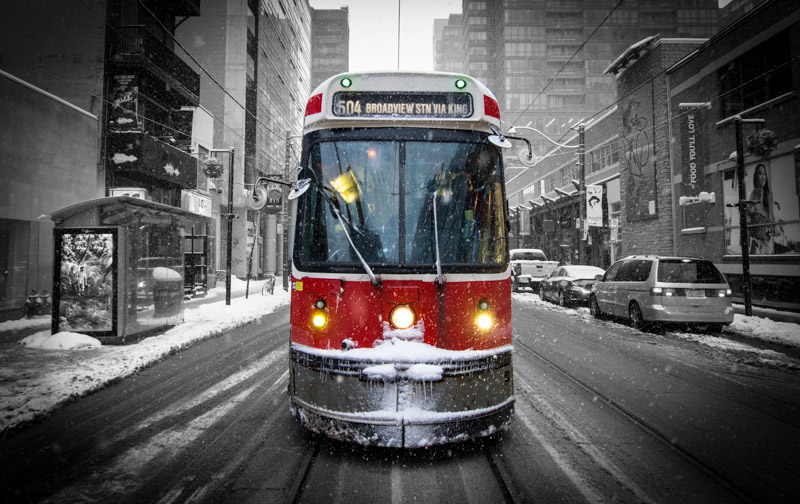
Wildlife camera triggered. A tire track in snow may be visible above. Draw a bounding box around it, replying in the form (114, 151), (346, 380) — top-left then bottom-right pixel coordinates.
(113, 347), (285, 442)
(515, 377), (657, 504)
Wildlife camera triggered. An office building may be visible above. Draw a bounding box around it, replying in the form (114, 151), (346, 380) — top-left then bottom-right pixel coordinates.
(311, 7), (349, 89)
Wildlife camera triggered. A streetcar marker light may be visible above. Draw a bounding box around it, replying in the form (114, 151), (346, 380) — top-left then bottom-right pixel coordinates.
(476, 312), (493, 330)
(455, 79), (467, 89)
(341, 77), (352, 88)
(390, 305), (415, 330)
(315, 299), (327, 309)
(312, 312), (328, 329)
(483, 95), (500, 120)
(305, 93), (322, 116)
(478, 300), (490, 311)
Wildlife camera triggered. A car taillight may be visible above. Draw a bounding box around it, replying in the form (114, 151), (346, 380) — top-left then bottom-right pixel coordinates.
(305, 93), (322, 116)
(484, 95), (500, 120)
(710, 288), (731, 297)
(650, 287), (685, 297)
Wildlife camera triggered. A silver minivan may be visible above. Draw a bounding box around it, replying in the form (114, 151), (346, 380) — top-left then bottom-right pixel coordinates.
(589, 256), (734, 331)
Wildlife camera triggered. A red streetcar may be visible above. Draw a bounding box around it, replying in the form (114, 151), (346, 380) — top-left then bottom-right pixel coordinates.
(288, 72), (514, 447)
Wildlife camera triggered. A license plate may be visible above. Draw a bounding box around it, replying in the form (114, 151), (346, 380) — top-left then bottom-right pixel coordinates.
(686, 289), (705, 298)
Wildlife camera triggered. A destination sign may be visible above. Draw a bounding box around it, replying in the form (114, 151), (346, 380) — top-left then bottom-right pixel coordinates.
(332, 92), (473, 118)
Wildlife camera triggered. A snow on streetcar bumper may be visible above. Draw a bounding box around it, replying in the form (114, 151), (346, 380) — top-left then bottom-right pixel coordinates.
(289, 343), (515, 448)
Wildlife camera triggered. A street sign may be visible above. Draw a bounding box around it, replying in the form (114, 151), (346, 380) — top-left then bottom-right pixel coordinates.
(586, 185), (603, 227)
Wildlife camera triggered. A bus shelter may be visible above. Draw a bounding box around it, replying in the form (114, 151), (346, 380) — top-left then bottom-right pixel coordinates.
(50, 196), (215, 343)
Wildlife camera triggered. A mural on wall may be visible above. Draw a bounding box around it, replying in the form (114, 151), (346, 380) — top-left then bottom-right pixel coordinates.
(54, 229), (116, 334)
(724, 156), (800, 255)
(621, 91), (656, 221)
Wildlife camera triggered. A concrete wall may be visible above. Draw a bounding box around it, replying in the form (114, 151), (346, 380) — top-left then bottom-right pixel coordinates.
(0, 71), (102, 320)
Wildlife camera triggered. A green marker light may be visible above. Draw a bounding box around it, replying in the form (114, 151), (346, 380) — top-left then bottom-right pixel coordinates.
(341, 77), (352, 88)
(455, 79), (467, 89)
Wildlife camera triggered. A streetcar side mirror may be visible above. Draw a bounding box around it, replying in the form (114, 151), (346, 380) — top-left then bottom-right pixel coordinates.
(288, 178), (311, 200)
(487, 135), (512, 149)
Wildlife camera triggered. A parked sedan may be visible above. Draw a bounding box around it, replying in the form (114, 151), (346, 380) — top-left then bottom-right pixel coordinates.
(540, 265), (606, 307)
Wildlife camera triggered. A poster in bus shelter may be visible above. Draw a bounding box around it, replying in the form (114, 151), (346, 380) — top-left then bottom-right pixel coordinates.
(53, 228), (117, 335)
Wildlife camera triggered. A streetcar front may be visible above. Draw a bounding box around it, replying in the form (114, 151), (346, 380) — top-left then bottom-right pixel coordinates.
(289, 72), (513, 448)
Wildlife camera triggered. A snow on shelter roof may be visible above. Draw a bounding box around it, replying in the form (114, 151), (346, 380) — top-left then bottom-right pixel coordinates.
(49, 196), (212, 224)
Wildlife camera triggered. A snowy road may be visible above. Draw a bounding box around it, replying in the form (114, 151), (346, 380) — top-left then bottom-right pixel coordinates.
(2, 295), (799, 503)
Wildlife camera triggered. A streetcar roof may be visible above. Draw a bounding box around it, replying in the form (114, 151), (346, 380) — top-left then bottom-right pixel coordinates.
(303, 71), (502, 133)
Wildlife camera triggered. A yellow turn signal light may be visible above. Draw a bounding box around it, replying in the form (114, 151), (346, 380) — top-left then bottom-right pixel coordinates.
(390, 305), (416, 330)
(311, 311), (328, 329)
(476, 312), (493, 331)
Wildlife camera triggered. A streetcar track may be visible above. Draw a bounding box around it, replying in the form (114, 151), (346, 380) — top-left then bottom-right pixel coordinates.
(483, 442), (524, 504)
(284, 436), (321, 504)
(515, 301), (800, 431)
(284, 434), (521, 503)
(514, 338), (760, 504)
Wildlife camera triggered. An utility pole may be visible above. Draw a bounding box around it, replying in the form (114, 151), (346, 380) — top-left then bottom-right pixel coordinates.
(733, 116), (759, 316)
(717, 115), (764, 316)
(225, 147), (235, 305)
(283, 131), (291, 291)
(208, 148), (236, 305)
(577, 123), (586, 265)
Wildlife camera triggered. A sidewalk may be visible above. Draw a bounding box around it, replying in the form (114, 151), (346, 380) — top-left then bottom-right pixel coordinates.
(732, 303), (800, 325)
(0, 276), (289, 348)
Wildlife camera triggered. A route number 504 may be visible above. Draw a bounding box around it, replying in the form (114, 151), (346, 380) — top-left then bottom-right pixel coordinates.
(335, 100), (362, 115)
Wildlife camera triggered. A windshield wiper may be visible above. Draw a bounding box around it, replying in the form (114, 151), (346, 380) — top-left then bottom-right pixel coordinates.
(306, 167), (381, 287)
(330, 204), (380, 287)
(432, 190), (444, 285)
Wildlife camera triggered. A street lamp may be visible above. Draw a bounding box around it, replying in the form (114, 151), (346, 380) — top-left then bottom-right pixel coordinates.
(506, 125), (579, 168)
(206, 148), (235, 305)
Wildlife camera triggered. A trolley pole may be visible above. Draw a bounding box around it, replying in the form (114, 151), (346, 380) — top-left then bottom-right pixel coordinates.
(577, 123), (586, 265)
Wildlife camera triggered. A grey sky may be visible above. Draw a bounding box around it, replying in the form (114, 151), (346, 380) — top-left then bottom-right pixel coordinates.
(309, 0), (462, 72)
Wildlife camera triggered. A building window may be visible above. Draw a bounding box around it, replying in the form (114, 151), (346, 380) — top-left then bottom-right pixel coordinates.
(718, 30), (792, 119)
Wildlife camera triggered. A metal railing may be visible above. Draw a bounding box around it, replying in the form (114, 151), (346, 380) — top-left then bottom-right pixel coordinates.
(114, 25), (200, 100)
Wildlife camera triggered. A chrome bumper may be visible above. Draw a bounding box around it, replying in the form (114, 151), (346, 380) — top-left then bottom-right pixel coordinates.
(289, 347), (515, 448)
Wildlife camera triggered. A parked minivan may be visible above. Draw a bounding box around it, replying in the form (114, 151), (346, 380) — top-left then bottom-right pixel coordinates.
(589, 256), (734, 331)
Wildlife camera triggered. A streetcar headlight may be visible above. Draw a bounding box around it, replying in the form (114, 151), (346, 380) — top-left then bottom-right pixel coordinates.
(390, 305), (416, 330)
(476, 299), (493, 330)
(476, 312), (493, 330)
(311, 311), (328, 329)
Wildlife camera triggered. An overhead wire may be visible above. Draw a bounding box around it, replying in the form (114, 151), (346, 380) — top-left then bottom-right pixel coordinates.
(507, 49), (800, 202)
(135, 0), (303, 144)
(507, 0), (627, 130)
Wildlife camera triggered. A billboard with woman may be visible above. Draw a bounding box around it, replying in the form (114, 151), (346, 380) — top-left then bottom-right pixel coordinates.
(724, 158), (799, 255)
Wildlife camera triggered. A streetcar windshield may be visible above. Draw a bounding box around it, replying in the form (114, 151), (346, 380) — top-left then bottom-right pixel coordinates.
(295, 134), (507, 270)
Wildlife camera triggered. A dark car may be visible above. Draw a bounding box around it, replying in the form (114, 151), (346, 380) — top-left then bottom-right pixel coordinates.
(540, 265), (606, 306)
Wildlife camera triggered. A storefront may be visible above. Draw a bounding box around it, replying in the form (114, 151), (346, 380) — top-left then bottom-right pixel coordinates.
(50, 196), (215, 343)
